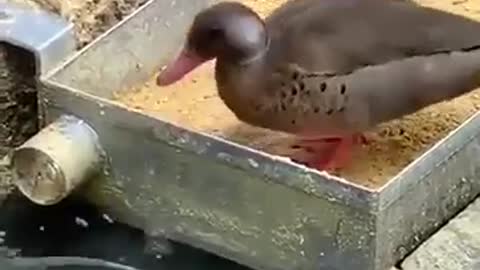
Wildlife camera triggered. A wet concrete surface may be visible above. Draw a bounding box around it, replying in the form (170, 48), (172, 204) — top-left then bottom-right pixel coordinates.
(0, 194), (252, 270)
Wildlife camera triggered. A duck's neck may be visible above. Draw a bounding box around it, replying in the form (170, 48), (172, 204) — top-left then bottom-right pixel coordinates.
(214, 41), (272, 127)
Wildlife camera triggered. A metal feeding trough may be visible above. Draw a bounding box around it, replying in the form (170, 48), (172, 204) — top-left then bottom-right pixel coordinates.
(5, 0), (480, 270)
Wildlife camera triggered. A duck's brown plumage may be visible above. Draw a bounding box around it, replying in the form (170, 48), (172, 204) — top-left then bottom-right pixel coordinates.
(186, 0), (480, 133)
(157, 0), (480, 168)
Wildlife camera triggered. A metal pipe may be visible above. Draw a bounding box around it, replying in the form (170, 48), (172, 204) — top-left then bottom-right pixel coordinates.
(9, 115), (103, 205)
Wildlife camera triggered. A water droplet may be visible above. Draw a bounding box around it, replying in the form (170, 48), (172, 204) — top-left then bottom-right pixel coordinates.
(75, 217), (89, 228)
(326, 197), (337, 202)
(247, 158), (259, 168)
(217, 152), (232, 162)
(102, 213), (114, 223)
(103, 167), (111, 176)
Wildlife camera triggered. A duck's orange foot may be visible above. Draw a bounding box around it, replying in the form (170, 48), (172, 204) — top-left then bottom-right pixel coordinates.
(290, 133), (366, 171)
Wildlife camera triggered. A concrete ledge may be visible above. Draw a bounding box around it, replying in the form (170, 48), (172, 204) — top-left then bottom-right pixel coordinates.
(401, 197), (480, 270)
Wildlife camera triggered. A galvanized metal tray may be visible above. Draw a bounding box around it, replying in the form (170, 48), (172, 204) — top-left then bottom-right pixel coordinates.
(31, 0), (480, 269)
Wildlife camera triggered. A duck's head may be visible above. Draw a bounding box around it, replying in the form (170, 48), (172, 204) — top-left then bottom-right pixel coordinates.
(157, 2), (268, 86)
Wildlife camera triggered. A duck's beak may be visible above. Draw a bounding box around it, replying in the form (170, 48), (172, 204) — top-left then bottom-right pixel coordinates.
(156, 47), (207, 86)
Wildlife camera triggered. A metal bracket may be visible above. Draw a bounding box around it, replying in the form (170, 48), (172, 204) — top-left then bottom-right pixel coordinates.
(0, 1), (76, 75)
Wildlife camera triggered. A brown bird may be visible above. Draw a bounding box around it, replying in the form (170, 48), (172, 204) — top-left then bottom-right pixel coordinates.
(156, 0), (480, 171)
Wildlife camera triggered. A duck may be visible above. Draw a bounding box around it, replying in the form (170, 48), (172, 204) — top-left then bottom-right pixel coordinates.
(156, 0), (480, 171)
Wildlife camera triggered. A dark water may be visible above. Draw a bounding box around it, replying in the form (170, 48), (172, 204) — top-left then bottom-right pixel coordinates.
(0, 195), (252, 270)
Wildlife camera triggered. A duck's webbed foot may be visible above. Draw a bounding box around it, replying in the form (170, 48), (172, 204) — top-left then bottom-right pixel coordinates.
(290, 133), (367, 171)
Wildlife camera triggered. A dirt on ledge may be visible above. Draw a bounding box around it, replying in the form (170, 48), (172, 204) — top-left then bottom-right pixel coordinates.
(6, 0), (148, 48)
